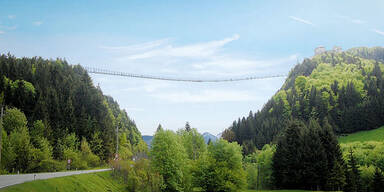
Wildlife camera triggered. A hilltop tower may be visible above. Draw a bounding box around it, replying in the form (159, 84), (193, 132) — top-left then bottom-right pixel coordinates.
(314, 46), (326, 55)
(333, 46), (342, 53)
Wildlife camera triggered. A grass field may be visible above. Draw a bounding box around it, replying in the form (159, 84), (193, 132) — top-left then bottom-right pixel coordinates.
(0, 171), (126, 192)
(338, 126), (384, 143)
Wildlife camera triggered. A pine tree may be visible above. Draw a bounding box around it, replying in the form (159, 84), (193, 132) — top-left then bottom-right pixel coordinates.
(156, 124), (163, 132)
(302, 119), (327, 190)
(185, 122), (191, 132)
(344, 149), (362, 192)
(272, 120), (305, 189)
(320, 118), (346, 190)
(372, 167), (384, 192)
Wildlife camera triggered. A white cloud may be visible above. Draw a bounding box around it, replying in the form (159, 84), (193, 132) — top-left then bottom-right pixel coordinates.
(336, 15), (365, 24)
(8, 15), (15, 19)
(351, 19), (365, 24)
(100, 39), (170, 51)
(187, 54), (297, 78)
(372, 29), (384, 36)
(289, 16), (315, 26)
(0, 25), (17, 30)
(193, 54), (298, 70)
(33, 21), (43, 26)
(152, 89), (255, 103)
(116, 34), (240, 60)
(0, 30), (4, 34)
(100, 34), (295, 81)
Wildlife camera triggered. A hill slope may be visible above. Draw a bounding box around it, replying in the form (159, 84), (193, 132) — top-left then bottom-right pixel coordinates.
(339, 126), (384, 143)
(0, 171), (125, 192)
(224, 47), (384, 153)
(0, 54), (142, 173)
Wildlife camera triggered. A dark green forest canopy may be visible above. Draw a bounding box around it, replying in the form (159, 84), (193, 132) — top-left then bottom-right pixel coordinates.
(0, 54), (142, 160)
(225, 47), (384, 154)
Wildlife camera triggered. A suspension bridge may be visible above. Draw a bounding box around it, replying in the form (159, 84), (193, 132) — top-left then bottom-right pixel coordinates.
(84, 66), (287, 83)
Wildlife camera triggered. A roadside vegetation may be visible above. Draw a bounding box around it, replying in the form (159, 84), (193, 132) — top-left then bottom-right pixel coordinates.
(111, 124), (246, 192)
(0, 171), (125, 192)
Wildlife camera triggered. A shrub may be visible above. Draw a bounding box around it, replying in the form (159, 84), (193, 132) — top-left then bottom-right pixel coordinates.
(39, 159), (66, 172)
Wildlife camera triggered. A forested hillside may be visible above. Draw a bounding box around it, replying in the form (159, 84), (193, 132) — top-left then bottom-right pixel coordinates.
(0, 54), (142, 173)
(223, 47), (384, 154)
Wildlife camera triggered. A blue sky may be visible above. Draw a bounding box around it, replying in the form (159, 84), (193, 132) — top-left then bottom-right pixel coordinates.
(1, 0), (384, 135)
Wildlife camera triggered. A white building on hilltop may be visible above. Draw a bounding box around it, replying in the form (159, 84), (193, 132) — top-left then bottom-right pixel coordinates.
(314, 46), (326, 55)
(314, 46), (342, 56)
(333, 46), (342, 53)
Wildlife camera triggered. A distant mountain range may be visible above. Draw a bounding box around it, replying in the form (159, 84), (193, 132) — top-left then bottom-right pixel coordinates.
(202, 132), (218, 143)
(142, 135), (154, 147)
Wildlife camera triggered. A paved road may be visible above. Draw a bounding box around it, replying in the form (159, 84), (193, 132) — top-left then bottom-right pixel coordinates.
(0, 168), (111, 189)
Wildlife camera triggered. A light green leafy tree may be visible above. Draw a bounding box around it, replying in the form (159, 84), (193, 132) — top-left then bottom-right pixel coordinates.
(2, 108), (27, 133)
(9, 126), (32, 173)
(81, 137), (100, 167)
(177, 128), (206, 160)
(150, 129), (188, 192)
(193, 139), (246, 192)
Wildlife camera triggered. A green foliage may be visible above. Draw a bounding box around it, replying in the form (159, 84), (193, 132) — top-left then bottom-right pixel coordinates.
(38, 159), (65, 172)
(8, 126), (33, 172)
(245, 162), (258, 190)
(134, 139), (148, 155)
(295, 75), (307, 91)
(117, 133), (133, 160)
(344, 149), (362, 192)
(340, 141), (384, 171)
(272, 119), (345, 190)
(63, 148), (87, 170)
(0, 54), (143, 165)
(150, 129), (188, 192)
(0, 171), (126, 192)
(111, 159), (164, 192)
(193, 139), (246, 192)
(28, 137), (54, 172)
(57, 133), (79, 159)
(244, 144), (276, 190)
(372, 167), (384, 192)
(1, 129), (15, 173)
(2, 107), (27, 133)
(177, 128), (206, 160)
(81, 137), (100, 167)
(30, 120), (46, 141)
(360, 165), (375, 191)
(90, 131), (104, 159)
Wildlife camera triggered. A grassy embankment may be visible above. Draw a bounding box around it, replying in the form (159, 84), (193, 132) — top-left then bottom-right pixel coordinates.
(0, 171), (126, 192)
(338, 126), (384, 143)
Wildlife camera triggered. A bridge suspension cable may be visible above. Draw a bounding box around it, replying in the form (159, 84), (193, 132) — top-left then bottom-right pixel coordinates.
(84, 66), (287, 83)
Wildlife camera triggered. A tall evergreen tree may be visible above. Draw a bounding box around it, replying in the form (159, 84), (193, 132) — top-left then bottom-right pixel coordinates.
(185, 122), (191, 132)
(272, 120), (305, 189)
(302, 119), (327, 190)
(372, 167), (384, 192)
(344, 149), (362, 192)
